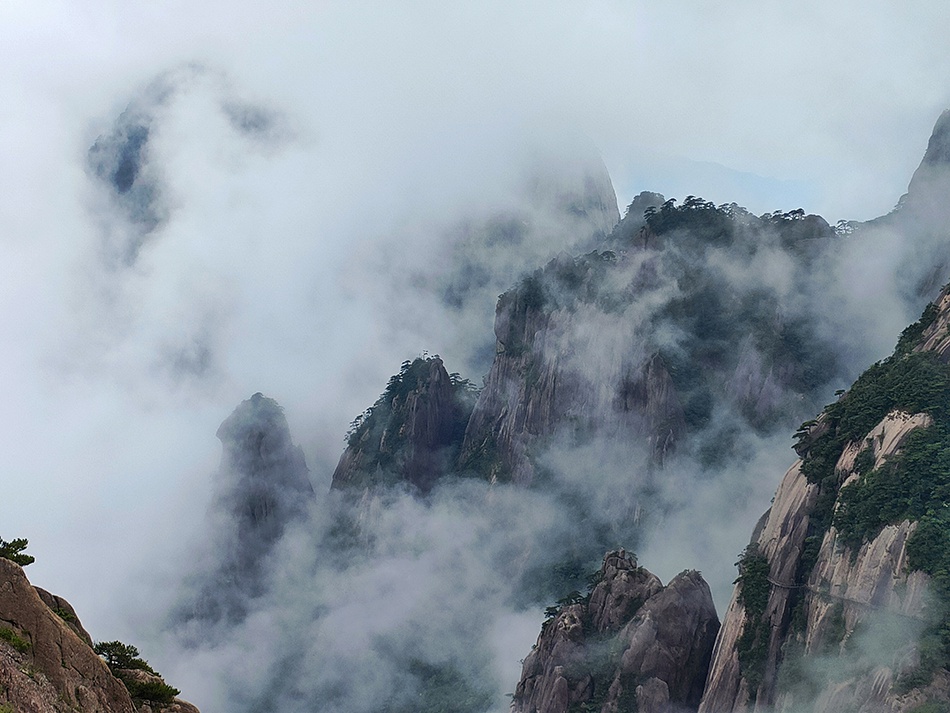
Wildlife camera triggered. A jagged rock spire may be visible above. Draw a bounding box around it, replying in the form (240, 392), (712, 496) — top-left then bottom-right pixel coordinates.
(332, 357), (477, 493)
(183, 393), (313, 626)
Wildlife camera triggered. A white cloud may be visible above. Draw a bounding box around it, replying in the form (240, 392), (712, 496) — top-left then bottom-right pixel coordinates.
(3, 3), (950, 710)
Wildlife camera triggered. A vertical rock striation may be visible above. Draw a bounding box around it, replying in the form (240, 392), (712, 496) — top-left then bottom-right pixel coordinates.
(0, 558), (199, 712)
(185, 393), (313, 624)
(700, 282), (950, 713)
(513, 550), (719, 713)
(457, 252), (687, 485)
(332, 357), (477, 493)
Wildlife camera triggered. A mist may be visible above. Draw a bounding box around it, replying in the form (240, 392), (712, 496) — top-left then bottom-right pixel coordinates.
(5, 3), (950, 712)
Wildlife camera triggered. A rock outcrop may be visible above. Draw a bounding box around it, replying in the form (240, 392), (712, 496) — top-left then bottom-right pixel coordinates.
(332, 356), (477, 493)
(0, 557), (133, 712)
(457, 198), (841, 484)
(34, 585), (94, 647)
(513, 550), (719, 713)
(916, 287), (950, 360)
(0, 558), (197, 713)
(904, 109), (950, 213)
(215, 392), (312, 565)
(699, 282), (950, 713)
(862, 109), (950, 300)
(698, 460), (815, 713)
(184, 393), (313, 624)
(457, 252), (688, 484)
(699, 416), (939, 713)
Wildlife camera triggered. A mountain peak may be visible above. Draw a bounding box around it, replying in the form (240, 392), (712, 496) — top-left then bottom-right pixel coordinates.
(180, 394), (313, 626)
(332, 356), (478, 493)
(919, 109), (950, 168)
(904, 108), (950, 207)
(215, 392), (312, 544)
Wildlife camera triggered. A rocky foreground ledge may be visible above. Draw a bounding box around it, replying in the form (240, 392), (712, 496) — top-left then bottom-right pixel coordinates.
(0, 557), (197, 713)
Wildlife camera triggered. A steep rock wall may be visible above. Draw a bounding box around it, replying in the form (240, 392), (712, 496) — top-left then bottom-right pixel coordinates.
(458, 252), (686, 484)
(459, 195), (846, 486)
(916, 287), (950, 359)
(699, 274), (950, 712)
(0, 558), (198, 713)
(0, 557), (134, 712)
(333, 357), (475, 492)
(513, 551), (719, 713)
(700, 410), (938, 713)
(182, 392), (313, 625)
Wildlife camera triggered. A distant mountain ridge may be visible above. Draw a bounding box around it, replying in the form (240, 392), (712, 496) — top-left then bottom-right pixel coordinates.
(108, 108), (950, 713)
(312, 109), (950, 712)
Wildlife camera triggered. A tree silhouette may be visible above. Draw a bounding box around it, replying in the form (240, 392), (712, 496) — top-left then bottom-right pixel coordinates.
(0, 537), (34, 566)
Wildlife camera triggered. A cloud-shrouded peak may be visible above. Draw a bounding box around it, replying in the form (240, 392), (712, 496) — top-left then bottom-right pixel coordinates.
(902, 108), (950, 215)
(917, 109), (950, 170)
(216, 392), (312, 492)
(332, 356), (478, 494)
(175, 393), (313, 630)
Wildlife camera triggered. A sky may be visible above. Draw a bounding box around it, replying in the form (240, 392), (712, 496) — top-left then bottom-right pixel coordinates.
(4, 2), (950, 710)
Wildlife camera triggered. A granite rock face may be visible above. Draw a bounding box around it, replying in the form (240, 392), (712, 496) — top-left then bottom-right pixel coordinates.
(604, 570), (722, 713)
(513, 551), (719, 713)
(905, 109), (950, 211)
(185, 393), (313, 624)
(215, 392), (313, 559)
(863, 109), (950, 300)
(699, 283), (950, 713)
(698, 417), (939, 713)
(332, 357), (476, 493)
(458, 252), (687, 485)
(34, 585), (94, 647)
(217, 392), (312, 484)
(0, 557), (133, 712)
(698, 460), (816, 713)
(0, 557), (199, 713)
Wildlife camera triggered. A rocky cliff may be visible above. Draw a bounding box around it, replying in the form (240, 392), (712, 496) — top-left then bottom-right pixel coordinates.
(455, 250), (686, 485)
(0, 557), (196, 713)
(184, 392), (313, 624)
(860, 109), (950, 302)
(513, 550), (720, 713)
(457, 196), (841, 484)
(699, 281), (950, 713)
(215, 391), (312, 565)
(457, 250), (688, 485)
(332, 356), (478, 493)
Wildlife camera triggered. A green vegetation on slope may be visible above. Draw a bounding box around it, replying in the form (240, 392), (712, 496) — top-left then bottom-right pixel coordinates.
(834, 424), (950, 549)
(791, 299), (950, 685)
(0, 626), (30, 653)
(94, 640), (180, 705)
(346, 356), (478, 449)
(94, 640), (156, 673)
(501, 197), (842, 442)
(630, 197), (839, 435)
(791, 302), (950, 580)
(734, 544), (771, 697)
(0, 537), (34, 567)
(342, 356), (479, 488)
